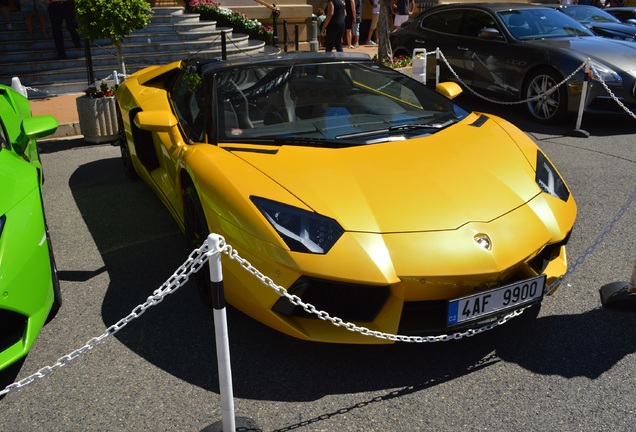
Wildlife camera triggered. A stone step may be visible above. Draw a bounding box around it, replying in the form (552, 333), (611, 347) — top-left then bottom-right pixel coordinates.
(0, 5), (290, 95)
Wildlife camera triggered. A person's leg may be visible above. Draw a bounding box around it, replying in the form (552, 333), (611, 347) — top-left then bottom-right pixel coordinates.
(63, 1), (81, 48)
(0, 0), (12, 30)
(353, 22), (359, 47)
(37, 13), (47, 37)
(367, 14), (379, 43)
(48, 3), (66, 58)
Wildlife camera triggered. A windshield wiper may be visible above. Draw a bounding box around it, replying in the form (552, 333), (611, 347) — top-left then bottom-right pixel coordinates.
(389, 119), (456, 131)
(336, 119), (457, 140)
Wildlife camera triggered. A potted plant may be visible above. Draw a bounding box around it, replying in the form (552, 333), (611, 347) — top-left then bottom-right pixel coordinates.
(76, 81), (119, 144)
(75, 0), (152, 76)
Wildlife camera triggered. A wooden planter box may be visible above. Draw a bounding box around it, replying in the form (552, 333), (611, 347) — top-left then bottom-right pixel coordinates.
(76, 96), (119, 144)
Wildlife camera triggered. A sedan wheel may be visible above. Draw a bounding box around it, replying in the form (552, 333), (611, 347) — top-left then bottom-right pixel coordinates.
(524, 68), (567, 124)
(184, 186), (213, 307)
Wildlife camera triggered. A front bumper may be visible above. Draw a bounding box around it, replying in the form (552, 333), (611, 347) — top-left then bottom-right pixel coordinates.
(220, 192), (576, 344)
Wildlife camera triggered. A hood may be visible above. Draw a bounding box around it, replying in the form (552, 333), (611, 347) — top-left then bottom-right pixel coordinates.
(228, 115), (541, 233)
(588, 22), (636, 39)
(527, 37), (636, 71)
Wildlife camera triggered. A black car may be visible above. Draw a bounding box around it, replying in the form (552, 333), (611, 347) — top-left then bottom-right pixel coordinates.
(551, 4), (636, 41)
(604, 6), (636, 25)
(390, 3), (636, 123)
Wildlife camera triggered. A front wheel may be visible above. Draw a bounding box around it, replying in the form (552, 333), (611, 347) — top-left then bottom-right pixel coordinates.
(183, 186), (213, 307)
(524, 68), (568, 124)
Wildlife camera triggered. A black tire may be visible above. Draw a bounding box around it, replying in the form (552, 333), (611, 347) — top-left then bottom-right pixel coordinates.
(523, 68), (568, 124)
(183, 186), (213, 307)
(116, 105), (139, 180)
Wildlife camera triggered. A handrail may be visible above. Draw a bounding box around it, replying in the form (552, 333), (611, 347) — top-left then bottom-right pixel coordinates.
(252, 0), (279, 12)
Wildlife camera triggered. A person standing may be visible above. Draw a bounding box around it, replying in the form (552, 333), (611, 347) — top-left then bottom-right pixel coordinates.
(392, 0), (414, 31)
(19, 0), (48, 38)
(48, 0), (80, 59)
(1, 0), (13, 30)
(321, 0), (345, 52)
(344, 0), (356, 48)
(316, 7), (326, 47)
(365, 0), (380, 45)
(352, 0), (361, 47)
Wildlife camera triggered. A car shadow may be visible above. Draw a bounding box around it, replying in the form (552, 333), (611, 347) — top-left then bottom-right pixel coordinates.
(66, 156), (635, 404)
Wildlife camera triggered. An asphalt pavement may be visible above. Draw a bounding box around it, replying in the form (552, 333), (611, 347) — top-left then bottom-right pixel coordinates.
(2, 58), (636, 431)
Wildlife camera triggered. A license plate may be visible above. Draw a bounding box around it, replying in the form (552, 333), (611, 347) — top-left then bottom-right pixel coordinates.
(447, 275), (546, 325)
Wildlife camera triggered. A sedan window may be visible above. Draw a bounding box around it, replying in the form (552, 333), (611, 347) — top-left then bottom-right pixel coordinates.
(421, 10), (464, 35)
(460, 10), (503, 38)
(499, 9), (593, 39)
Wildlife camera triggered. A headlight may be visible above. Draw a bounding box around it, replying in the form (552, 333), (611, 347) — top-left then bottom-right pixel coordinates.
(588, 61), (622, 85)
(0, 215), (5, 237)
(251, 197), (344, 254)
(536, 151), (569, 201)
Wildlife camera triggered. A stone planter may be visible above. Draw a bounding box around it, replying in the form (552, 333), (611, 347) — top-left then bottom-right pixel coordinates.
(395, 66), (413, 78)
(76, 96), (118, 144)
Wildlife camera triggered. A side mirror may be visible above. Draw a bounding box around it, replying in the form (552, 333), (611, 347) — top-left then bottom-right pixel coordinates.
(134, 110), (178, 132)
(436, 82), (463, 99)
(478, 28), (501, 40)
(22, 115), (58, 139)
(627, 19), (636, 25)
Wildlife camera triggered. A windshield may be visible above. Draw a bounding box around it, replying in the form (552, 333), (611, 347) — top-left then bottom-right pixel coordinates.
(499, 8), (594, 40)
(213, 62), (469, 145)
(559, 6), (622, 24)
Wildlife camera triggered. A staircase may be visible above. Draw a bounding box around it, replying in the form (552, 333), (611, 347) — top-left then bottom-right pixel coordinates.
(0, 6), (274, 97)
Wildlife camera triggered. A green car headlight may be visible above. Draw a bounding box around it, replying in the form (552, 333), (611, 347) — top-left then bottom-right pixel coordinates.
(251, 197), (344, 254)
(536, 151), (569, 201)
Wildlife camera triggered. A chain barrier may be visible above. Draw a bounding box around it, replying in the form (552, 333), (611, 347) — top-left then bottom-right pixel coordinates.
(401, 48), (636, 120)
(588, 65), (636, 120)
(3, 177), (634, 396)
(436, 49), (586, 106)
(0, 245), (210, 398)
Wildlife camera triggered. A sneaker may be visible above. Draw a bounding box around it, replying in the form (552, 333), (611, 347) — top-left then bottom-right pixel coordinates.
(367, 40), (377, 45)
(6, 23), (13, 30)
(354, 43), (359, 48)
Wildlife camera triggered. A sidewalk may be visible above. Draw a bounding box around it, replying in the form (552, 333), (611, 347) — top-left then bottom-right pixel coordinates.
(30, 44), (379, 140)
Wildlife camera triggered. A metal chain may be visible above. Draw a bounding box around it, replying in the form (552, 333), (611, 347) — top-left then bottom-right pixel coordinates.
(0, 245), (211, 397)
(588, 65), (636, 120)
(220, 240), (527, 343)
(4, 183), (635, 396)
(436, 49), (586, 106)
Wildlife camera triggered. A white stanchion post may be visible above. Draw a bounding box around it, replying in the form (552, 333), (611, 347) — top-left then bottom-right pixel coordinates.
(11, 77), (27, 98)
(113, 70), (119, 86)
(435, 48), (440, 87)
(207, 234), (236, 432)
(570, 59), (590, 138)
(412, 49), (426, 84)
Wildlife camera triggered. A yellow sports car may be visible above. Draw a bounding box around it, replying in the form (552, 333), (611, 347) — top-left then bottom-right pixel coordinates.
(115, 52), (576, 344)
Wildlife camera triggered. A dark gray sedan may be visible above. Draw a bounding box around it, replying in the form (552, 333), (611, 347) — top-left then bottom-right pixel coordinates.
(604, 6), (636, 25)
(551, 5), (636, 41)
(390, 3), (636, 123)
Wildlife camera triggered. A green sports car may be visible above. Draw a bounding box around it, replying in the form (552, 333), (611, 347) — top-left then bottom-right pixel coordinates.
(0, 84), (60, 371)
